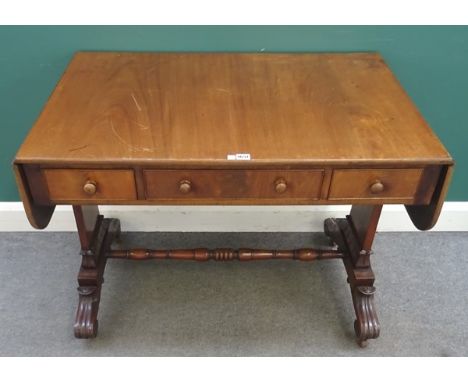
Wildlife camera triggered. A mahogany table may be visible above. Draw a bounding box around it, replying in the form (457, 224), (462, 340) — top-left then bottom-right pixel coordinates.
(14, 52), (453, 347)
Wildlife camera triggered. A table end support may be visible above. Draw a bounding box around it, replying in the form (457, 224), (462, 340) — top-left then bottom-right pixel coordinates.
(325, 204), (382, 347)
(73, 205), (120, 339)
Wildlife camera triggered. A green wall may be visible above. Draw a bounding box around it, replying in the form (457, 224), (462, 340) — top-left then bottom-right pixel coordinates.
(1, 26), (466, 201)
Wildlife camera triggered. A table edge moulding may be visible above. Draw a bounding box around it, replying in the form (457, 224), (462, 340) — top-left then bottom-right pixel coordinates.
(13, 51), (454, 347)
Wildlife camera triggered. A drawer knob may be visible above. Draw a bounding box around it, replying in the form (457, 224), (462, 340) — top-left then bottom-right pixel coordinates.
(275, 178), (287, 193)
(179, 180), (192, 194)
(83, 180), (97, 195)
(370, 180), (384, 194)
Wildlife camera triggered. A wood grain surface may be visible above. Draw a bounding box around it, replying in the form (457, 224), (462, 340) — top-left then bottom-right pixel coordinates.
(13, 52), (454, 230)
(328, 168), (424, 202)
(144, 169), (324, 200)
(43, 169), (137, 202)
(15, 52), (452, 166)
(11, 51), (456, 343)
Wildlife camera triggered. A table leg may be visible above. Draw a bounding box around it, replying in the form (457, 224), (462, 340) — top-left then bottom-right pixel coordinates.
(72, 205), (120, 338)
(325, 204), (382, 347)
(70, 205), (381, 346)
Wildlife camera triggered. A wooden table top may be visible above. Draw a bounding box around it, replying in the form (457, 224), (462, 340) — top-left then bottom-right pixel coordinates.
(16, 52), (452, 166)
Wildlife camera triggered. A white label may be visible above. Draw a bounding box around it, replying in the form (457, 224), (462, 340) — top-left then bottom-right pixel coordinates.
(235, 153), (251, 160)
(227, 153), (251, 160)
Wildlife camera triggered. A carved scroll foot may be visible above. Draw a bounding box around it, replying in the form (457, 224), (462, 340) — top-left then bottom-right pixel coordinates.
(73, 217), (119, 339)
(74, 286), (100, 338)
(351, 285), (380, 347)
(325, 214), (381, 347)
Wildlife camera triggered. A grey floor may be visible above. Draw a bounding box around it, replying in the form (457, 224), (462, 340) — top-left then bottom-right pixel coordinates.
(0, 231), (467, 356)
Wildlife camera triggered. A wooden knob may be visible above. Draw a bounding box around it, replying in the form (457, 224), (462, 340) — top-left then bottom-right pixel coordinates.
(179, 180), (192, 194)
(370, 180), (384, 194)
(83, 180), (97, 195)
(275, 178), (287, 193)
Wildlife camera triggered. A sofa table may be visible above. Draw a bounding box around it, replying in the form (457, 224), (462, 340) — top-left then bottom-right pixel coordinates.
(14, 52), (453, 347)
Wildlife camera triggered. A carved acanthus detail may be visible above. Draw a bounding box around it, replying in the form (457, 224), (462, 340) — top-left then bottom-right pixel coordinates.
(74, 217), (119, 339)
(74, 286), (99, 338)
(324, 214), (381, 347)
(352, 285), (380, 347)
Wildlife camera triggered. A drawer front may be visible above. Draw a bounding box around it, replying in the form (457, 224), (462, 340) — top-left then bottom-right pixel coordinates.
(43, 169), (137, 202)
(328, 168), (423, 202)
(144, 170), (324, 201)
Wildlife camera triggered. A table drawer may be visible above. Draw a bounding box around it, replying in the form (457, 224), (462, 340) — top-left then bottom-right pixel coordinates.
(328, 168), (423, 202)
(144, 169), (324, 200)
(43, 169), (137, 202)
